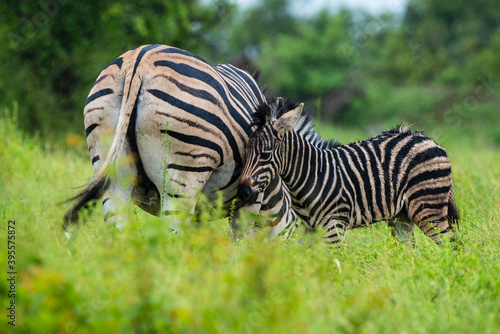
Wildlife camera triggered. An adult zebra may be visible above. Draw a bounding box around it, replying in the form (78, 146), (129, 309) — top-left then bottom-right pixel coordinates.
(238, 98), (460, 246)
(64, 44), (297, 237)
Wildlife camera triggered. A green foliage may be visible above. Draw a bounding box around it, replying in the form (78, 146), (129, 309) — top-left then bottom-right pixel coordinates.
(1, 107), (500, 333)
(2, 0), (500, 138)
(400, 0), (500, 84)
(0, 0), (233, 137)
(258, 11), (354, 101)
(229, 0), (500, 132)
(222, 0), (297, 58)
(362, 83), (500, 145)
(359, 25), (418, 84)
(345, 0), (500, 86)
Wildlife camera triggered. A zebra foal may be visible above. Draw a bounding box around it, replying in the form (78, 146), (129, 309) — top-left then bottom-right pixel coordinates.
(238, 98), (460, 246)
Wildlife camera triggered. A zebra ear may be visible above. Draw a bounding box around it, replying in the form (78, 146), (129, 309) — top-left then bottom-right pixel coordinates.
(273, 103), (303, 139)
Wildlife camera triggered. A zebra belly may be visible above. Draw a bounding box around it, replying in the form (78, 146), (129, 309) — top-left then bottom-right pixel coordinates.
(347, 196), (407, 229)
(302, 191), (407, 230)
(202, 161), (237, 201)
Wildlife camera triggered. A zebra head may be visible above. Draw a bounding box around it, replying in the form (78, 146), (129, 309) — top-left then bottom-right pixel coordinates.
(238, 99), (304, 204)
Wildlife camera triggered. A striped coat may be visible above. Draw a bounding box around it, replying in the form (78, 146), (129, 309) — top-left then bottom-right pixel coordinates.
(238, 98), (459, 246)
(65, 45), (297, 236)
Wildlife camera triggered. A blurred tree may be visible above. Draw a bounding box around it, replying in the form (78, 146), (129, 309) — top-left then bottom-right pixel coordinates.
(355, 12), (417, 84)
(402, 0), (500, 84)
(258, 10), (355, 101)
(1, 0), (499, 137)
(0, 0), (233, 136)
(216, 0), (297, 61)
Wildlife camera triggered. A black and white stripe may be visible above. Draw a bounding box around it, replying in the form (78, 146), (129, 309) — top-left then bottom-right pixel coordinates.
(64, 45), (297, 237)
(238, 98), (460, 246)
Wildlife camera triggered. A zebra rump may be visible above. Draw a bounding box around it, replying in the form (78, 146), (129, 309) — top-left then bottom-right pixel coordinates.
(64, 45), (298, 237)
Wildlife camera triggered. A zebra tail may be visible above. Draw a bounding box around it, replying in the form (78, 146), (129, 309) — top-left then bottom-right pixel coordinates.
(63, 62), (143, 229)
(447, 182), (460, 230)
(97, 62), (143, 180)
(63, 177), (110, 230)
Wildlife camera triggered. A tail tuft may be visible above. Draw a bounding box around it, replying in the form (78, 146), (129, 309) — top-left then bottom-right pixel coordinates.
(63, 177), (109, 230)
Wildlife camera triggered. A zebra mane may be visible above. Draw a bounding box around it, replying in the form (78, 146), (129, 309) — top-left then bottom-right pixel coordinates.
(253, 97), (340, 149)
(381, 123), (420, 137)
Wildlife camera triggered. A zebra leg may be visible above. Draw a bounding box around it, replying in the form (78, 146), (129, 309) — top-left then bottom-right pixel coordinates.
(410, 199), (455, 247)
(101, 150), (141, 230)
(387, 211), (415, 245)
(130, 185), (161, 216)
(323, 219), (347, 247)
(154, 167), (214, 232)
(101, 185), (133, 230)
(408, 192), (454, 246)
(270, 205), (299, 240)
(135, 133), (216, 231)
(260, 177), (299, 239)
(415, 218), (454, 247)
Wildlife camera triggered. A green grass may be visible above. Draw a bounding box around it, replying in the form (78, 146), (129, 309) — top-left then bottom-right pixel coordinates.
(1, 106), (499, 333)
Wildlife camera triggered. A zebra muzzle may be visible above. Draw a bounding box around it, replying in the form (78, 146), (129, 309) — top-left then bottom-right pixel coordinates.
(237, 184), (259, 205)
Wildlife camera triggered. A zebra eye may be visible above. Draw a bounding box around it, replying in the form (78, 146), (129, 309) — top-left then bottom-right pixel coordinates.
(260, 151), (272, 160)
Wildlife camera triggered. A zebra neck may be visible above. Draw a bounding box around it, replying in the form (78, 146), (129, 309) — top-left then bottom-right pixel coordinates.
(280, 131), (337, 199)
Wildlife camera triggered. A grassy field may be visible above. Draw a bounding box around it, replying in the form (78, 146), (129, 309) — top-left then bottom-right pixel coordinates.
(1, 106), (499, 333)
